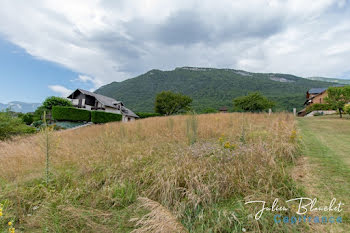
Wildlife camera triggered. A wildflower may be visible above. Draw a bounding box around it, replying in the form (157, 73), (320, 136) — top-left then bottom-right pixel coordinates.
(224, 142), (236, 150)
(8, 222), (15, 233)
(290, 130), (297, 142)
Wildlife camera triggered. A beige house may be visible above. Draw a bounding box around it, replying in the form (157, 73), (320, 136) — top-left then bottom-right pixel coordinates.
(298, 88), (329, 117)
(304, 88), (328, 105)
(67, 89), (139, 122)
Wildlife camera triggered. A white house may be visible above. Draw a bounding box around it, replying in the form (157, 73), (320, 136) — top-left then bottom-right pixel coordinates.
(67, 89), (139, 122)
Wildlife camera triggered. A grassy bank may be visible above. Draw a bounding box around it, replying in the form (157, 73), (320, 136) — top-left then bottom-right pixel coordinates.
(0, 113), (303, 232)
(297, 117), (350, 232)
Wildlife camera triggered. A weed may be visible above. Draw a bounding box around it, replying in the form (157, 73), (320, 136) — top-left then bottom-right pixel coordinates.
(186, 113), (198, 145)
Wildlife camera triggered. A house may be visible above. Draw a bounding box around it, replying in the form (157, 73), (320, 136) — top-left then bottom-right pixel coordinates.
(67, 89), (139, 122)
(298, 88), (328, 116)
(219, 106), (228, 113)
(304, 88), (328, 106)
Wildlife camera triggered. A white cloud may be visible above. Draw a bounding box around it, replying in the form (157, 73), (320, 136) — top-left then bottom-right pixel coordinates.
(48, 85), (73, 97)
(0, 0), (350, 84)
(70, 75), (103, 88)
(78, 75), (93, 82)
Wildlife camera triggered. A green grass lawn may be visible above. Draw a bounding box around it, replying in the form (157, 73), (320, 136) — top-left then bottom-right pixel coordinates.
(297, 116), (350, 232)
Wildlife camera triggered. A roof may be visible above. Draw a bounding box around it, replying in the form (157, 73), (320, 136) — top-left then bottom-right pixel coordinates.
(68, 89), (139, 118)
(304, 88), (328, 105)
(120, 106), (139, 118)
(308, 88), (327, 94)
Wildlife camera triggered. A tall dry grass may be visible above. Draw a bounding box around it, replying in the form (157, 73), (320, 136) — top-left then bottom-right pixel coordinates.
(0, 113), (302, 232)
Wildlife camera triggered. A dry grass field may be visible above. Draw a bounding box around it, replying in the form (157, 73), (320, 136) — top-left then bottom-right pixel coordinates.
(0, 113), (304, 232)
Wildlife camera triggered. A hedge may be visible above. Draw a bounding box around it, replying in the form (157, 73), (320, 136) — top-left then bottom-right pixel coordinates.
(91, 111), (122, 123)
(135, 112), (162, 119)
(52, 106), (91, 122)
(305, 103), (333, 114)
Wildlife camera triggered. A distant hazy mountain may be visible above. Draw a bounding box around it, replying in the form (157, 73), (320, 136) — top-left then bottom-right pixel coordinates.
(0, 101), (41, 113)
(305, 77), (350, 85)
(95, 67), (335, 112)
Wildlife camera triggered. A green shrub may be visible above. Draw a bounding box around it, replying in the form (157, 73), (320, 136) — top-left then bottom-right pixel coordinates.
(0, 111), (36, 140)
(21, 113), (34, 125)
(91, 111), (122, 123)
(135, 112), (161, 119)
(52, 106), (91, 122)
(344, 104), (350, 115)
(313, 112), (324, 116)
(201, 108), (219, 114)
(305, 103), (332, 114)
(32, 120), (43, 128)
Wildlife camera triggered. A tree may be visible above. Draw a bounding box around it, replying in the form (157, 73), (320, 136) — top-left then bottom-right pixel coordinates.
(33, 105), (46, 121)
(233, 92), (275, 112)
(155, 91), (192, 115)
(325, 86), (350, 118)
(21, 113), (34, 125)
(42, 96), (72, 110)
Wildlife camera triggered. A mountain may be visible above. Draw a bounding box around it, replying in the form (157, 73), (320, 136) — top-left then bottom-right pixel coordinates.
(95, 67), (335, 112)
(0, 101), (41, 113)
(305, 76), (350, 85)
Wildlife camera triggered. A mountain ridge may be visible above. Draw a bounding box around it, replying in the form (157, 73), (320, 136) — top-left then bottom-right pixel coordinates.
(0, 101), (41, 113)
(95, 67), (336, 112)
(305, 76), (350, 85)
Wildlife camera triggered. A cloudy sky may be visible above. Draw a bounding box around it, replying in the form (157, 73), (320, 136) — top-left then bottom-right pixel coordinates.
(1, 0), (350, 103)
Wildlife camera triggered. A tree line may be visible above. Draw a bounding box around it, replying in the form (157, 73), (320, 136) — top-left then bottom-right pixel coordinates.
(154, 91), (276, 115)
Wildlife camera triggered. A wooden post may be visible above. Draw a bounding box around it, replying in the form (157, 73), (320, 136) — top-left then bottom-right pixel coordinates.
(293, 108), (296, 116)
(269, 108), (272, 115)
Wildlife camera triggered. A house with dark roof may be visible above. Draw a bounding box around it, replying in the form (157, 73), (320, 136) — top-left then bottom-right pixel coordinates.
(298, 88), (329, 116)
(304, 88), (328, 106)
(67, 89), (139, 122)
(219, 106), (228, 113)
(298, 85), (346, 116)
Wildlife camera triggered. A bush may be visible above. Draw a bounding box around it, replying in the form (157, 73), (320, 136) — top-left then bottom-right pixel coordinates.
(52, 106), (91, 122)
(305, 103), (332, 114)
(201, 108), (219, 114)
(313, 112), (324, 116)
(344, 104), (350, 115)
(32, 120), (43, 128)
(0, 111), (36, 140)
(91, 111), (122, 123)
(135, 112), (161, 119)
(21, 113), (34, 125)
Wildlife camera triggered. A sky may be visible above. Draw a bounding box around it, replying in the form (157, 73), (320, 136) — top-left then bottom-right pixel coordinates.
(1, 0), (350, 103)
